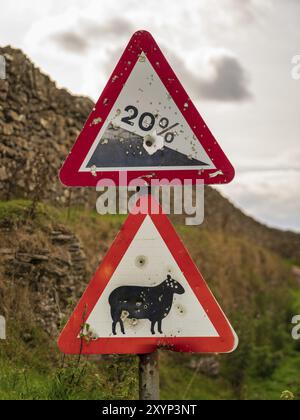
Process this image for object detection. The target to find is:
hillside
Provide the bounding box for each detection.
[0,46,300,400]
[1,200,299,400]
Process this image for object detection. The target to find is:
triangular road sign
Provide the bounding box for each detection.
[59,30,235,187]
[58,195,238,354]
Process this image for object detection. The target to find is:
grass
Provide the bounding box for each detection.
[291,290,300,314]
[0,320,139,400]
[0,199,34,221]
[245,348,300,400]
[160,353,234,400]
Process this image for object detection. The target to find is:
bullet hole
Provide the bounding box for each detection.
[126,318,138,327]
[90,165,97,177]
[91,117,102,126]
[146,139,154,147]
[209,170,224,179]
[176,304,185,316]
[135,255,148,268]
[121,310,129,321]
[143,132,164,155]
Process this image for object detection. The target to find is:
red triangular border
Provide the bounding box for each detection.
[58,195,238,354]
[59,30,235,187]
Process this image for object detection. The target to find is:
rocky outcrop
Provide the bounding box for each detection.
[0,220,87,336]
[189,356,220,378]
[0,46,93,205]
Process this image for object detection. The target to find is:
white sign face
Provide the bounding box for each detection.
[86,216,219,338]
[80,53,215,173]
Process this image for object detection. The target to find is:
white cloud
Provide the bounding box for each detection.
[217,170,300,232]
[25,10,253,102]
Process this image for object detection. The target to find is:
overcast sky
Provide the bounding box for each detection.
[0,0,299,231]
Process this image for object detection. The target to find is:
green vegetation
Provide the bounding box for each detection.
[0,200,300,400]
[0,326,138,400]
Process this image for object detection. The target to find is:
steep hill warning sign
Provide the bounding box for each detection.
[59,30,235,187]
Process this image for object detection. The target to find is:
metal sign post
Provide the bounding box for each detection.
[139,351,160,400]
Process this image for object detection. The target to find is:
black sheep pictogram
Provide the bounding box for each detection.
[108,275,185,335]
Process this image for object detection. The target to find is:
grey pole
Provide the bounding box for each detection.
[139,351,160,400]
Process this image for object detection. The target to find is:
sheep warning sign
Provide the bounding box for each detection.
[58,195,238,355]
[59,30,235,187]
